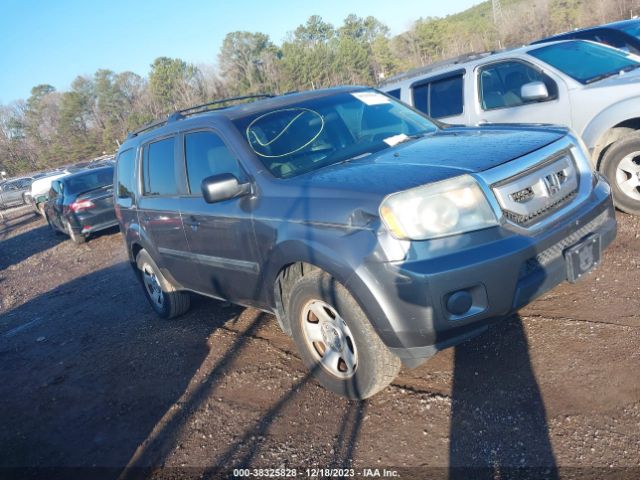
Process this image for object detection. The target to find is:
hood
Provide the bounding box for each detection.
[294,125,566,196]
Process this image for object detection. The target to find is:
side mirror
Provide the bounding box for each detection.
[201,174,251,204]
[521,81,549,101]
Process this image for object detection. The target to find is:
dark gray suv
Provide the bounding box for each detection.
[115,87,616,398]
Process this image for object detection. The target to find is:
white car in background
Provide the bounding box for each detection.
[28,170,71,216]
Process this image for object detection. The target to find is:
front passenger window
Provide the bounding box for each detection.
[184,131,244,195]
[479,61,558,111]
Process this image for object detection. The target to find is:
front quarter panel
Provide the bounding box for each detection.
[579,94,640,161]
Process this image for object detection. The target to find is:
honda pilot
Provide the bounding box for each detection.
[114,87,616,398]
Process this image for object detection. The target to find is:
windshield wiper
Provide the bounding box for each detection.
[585,64,640,84]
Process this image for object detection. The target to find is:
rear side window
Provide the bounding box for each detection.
[411,74,464,119]
[386,89,401,99]
[143,137,177,196]
[429,76,464,118]
[412,83,429,115]
[116,148,136,199]
[184,131,244,194]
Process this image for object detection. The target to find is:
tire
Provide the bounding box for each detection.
[65,219,86,244]
[135,249,190,319]
[288,269,401,399]
[601,133,640,215]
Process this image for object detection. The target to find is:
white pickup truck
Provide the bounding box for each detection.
[379,40,640,215]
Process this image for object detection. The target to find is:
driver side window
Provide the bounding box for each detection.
[479,61,558,111]
[184,131,245,195]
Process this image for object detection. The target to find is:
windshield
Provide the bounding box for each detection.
[618,21,640,39]
[233,90,438,178]
[65,168,113,196]
[528,40,640,84]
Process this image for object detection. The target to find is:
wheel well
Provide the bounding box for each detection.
[131,243,143,262]
[595,118,640,170]
[274,262,320,336]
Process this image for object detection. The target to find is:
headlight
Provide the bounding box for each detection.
[567,129,590,161]
[379,175,499,240]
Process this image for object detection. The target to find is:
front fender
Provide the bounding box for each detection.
[261,233,368,308]
[259,224,402,348]
[581,96,640,159]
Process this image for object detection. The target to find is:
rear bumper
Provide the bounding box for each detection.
[68,215,119,236]
[350,176,616,368]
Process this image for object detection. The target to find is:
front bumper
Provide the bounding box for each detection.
[351,176,616,368]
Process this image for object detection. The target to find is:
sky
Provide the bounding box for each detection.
[0,0,481,104]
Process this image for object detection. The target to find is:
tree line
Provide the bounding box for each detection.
[1,0,638,175]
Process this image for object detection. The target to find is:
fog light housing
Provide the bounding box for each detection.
[446,290,473,316]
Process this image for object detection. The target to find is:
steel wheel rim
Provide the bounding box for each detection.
[616,151,640,201]
[301,299,358,379]
[142,264,164,308]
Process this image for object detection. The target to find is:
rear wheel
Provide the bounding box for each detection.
[288,269,400,399]
[602,133,640,215]
[65,219,86,244]
[136,249,190,319]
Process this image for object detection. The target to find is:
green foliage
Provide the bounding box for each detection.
[219,31,279,94]
[148,57,200,114]
[2,0,638,175]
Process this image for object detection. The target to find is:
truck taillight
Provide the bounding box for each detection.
[70,199,95,212]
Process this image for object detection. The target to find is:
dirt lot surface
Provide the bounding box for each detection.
[0,206,638,479]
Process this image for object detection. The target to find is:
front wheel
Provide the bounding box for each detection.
[46,215,63,236]
[135,249,190,319]
[601,133,640,215]
[288,270,400,399]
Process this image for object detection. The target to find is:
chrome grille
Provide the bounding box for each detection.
[492,153,579,227]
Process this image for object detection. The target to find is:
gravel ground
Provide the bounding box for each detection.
[0,206,638,480]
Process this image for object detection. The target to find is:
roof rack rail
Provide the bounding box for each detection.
[173,94,274,119]
[128,93,273,138]
[379,51,497,85]
[129,118,171,138]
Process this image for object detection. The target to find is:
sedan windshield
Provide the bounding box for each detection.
[233,90,438,178]
[528,40,640,84]
[65,168,113,196]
